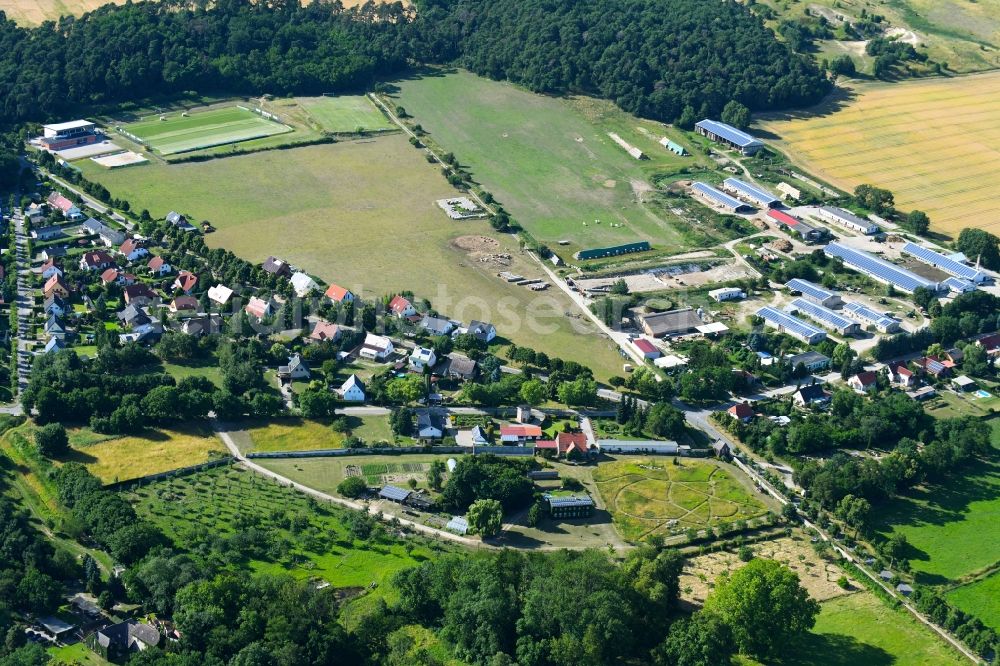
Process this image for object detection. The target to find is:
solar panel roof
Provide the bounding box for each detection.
[902,242,986,282]
[785,278,836,302]
[824,242,937,293]
[695,120,763,148]
[693,182,748,210]
[379,485,411,501]
[943,276,976,293]
[787,298,855,331]
[723,177,779,205]
[756,306,826,340]
[843,302,897,329]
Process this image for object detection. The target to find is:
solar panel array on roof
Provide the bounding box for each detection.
[785,279,837,304]
[943,276,977,293]
[692,182,750,211]
[824,242,938,293]
[723,178,779,207]
[379,485,411,502]
[695,120,763,149]
[786,298,858,334]
[843,302,899,332]
[902,242,987,283]
[756,306,826,344]
[546,494,595,508]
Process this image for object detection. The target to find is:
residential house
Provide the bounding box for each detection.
[794,384,830,407]
[325,284,355,303]
[554,431,596,458]
[79,250,115,271]
[262,256,291,278]
[100,268,134,286]
[887,365,916,388]
[89,620,160,661]
[467,320,497,343]
[712,441,732,458]
[40,247,67,262]
[123,284,157,307]
[500,424,543,445]
[309,321,342,343]
[278,354,310,381]
[147,256,172,275]
[179,314,223,337]
[976,333,1000,356]
[417,412,445,440]
[952,375,977,392]
[913,356,951,379]
[359,333,394,361]
[245,296,272,321]
[848,371,878,394]
[31,224,64,241]
[290,272,318,297]
[440,353,477,381]
[544,493,595,519]
[119,321,163,345]
[43,294,67,317]
[338,374,366,402]
[409,346,437,372]
[24,204,44,223]
[420,315,454,337]
[119,238,148,262]
[117,304,150,329]
[166,211,196,232]
[389,295,416,318]
[173,270,198,294]
[44,315,66,340]
[470,425,489,445]
[47,192,84,221]
[787,351,831,373]
[40,259,63,280]
[727,402,754,423]
[943,348,964,365]
[208,284,234,306]
[43,337,66,355]
[43,275,70,299]
[170,296,198,313]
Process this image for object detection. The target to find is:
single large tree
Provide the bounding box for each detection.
[466,499,503,537]
[703,559,819,658]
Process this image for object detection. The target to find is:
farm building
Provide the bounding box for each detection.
[777,182,801,200]
[631,337,661,359]
[786,351,830,372]
[901,242,988,283]
[544,493,595,519]
[638,307,702,338]
[694,119,764,156]
[500,424,543,445]
[40,119,101,151]
[596,440,680,454]
[824,242,939,293]
[608,132,644,159]
[785,278,842,308]
[574,241,651,261]
[722,178,780,208]
[842,302,899,333]
[768,209,822,241]
[659,137,687,155]
[379,485,411,503]
[756,306,826,344]
[786,298,860,336]
[944,277,977,294]
[691,182,753,213]
[815,206,879,234]
[708,287,745,302]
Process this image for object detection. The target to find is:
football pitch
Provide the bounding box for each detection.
[758,71,1000,238]
[122,106,291,155]
[298,95,395,133]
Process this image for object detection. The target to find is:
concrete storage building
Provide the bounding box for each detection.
[709,287,745,302]
[638,307,702,338]
[722,177,780,208]
[843,302,900,333]
[694,120,764,156]
[816,206,879,234]
[785,298,860,336]
[691,182,754,213]
[785,278,842,308]
[824,242,939,294]
[777,182,801,200]
[768,209,822,242]
[756,306,826,345]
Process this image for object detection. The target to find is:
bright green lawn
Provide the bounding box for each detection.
[299,95,395,132]
[49,642,113,666]
[76,136,624,379]
[394,70,709,257]
[162,360,223,386]
[123,106,290,155]
[947,571,1000,631]
[873,460,1000,584]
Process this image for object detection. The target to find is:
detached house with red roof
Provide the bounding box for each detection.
[245,296,272,322]
[727,402,755,423]
[147,256,171,275]
[325,284,355,304]
[976,333,1000,356]
[309,321,342,343]
[123,284,157,307]
[40,259,63,280]
[119,239,148,262]
[173,271,198,294]
[887,365,916,388]
[43,275,70,299]
[389,295,416,318]
[848,371,878,394]
[500,424,543,445]
[535,432,597,459]
[79,250,115,271]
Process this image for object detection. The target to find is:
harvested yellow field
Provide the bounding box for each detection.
[759,71,1000,237]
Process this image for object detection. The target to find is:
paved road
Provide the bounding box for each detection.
[43,171,130,227]
[9,209,31,410]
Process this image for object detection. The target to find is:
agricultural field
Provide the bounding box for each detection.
[872,460,1000,585]
[947,570,1000,630]
[0,0,126,25]
[297,95,395,133]
[129,465,448,590]
[255,454,461,495]
[120,106,291,155]
[236,415,395,453]
[394,70,715,258]
[76,135,625,379]
[758,71,1000,237]
[61,424,227,484]
[592,458,771,542]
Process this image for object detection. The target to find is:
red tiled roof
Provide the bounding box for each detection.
[500,425,543,437]
[245,296,270,319]
[325,284,352,302]
[147,256,165,270]
[728,403,754,419]
[174,271,198,292]
[389,295,412,314]
[120,239,139,254]
[100,268,119,283]
[977,334,1000,350]
[895,366,913,376]
[633,338,657,354]
[534,440,558,449]
[81,250,114,267]
[555,431,589,453]
[853,371,877,386]
[44,275,68,292]
[171,296,198,311]
[310,321,341,342]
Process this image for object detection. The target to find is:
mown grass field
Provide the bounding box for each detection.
[592,459,768,542]
[77,135,625,379]
[394,70,711,256]
[872,460,1000,585]
[298,95,395,133]
[129,465,448,591]
[257,454,463,495]
[758,71,1000,238]
[62,424,227,483]
[948,571,1000,631]
[239,415,395,453]
[123,106,290,155]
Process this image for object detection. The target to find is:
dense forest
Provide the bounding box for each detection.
[0,0,829,127]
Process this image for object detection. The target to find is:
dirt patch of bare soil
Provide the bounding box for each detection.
[452,235,512,267]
